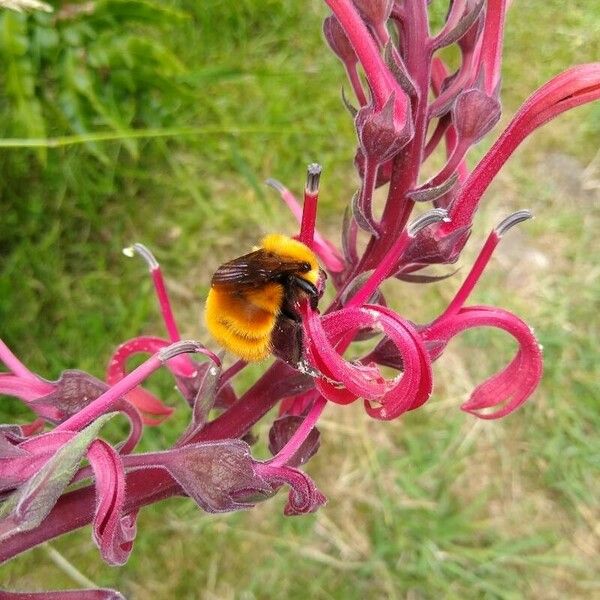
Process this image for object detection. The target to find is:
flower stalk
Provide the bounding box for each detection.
[1,2,598,591]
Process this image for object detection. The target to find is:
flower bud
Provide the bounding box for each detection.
[355,93,413,163]
[453,88,501,144]
[323,14,357,66]
[354,148,393,187]
[353,0,393,26]
[403,225,472,265]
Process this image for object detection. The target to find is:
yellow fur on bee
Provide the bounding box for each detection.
[260,234,319,285]
[204,284,281,361]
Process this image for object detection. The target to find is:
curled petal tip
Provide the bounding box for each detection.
[494,210,533,236]
[265,177,286,193]
[122,242,159,270]
[159,340,218,364]
[407,209,449,236]
[306,163,323,194]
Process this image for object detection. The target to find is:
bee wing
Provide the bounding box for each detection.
[211,249,309,288]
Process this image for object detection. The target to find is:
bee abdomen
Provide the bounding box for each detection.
[205,287,277,361]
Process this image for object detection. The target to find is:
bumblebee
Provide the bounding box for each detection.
[205,234,320,361]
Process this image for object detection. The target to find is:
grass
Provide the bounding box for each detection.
[1,0,599,598]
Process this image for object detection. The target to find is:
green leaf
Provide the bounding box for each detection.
[0,413,116,541]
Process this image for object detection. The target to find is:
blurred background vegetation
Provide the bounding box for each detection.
[1,1,599,598]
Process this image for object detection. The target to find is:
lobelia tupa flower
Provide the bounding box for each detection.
[1,1,599,597]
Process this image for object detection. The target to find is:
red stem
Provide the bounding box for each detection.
[435,230,500,321]
[479,0,507,95]
[268,394,326,468]
[346,230,412,308]
[345,63,367,106]
[361,0,430,269]
[151,268,181,342]
[55,354,165,432]
[325,0,395,108]
[0,339,39,381]
[442,66,600,232]
[299,190,319,247]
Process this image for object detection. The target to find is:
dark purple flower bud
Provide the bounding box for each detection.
[268,415,321,467]
[353,0,393,26]
[323,14,357,66]
[402,225,472,265]
[160,440,271,513]
[355,93,413,163]
[453,88,501,144]
[354,148,393,187]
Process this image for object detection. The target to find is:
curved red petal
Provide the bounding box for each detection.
[425,305,543,418]
[88,439,136,566]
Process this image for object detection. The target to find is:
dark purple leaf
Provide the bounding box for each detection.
[0,432,28,459]
[362,337,404,371]
[31,370,109,423]
[340,271,385,307]
[341,86,358,117]
[177,363,221,444]
[395,268,459,284]
[88,439,136,566]
[323,14,356,65]
[352,188,380,236]
[341,205,359,266]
